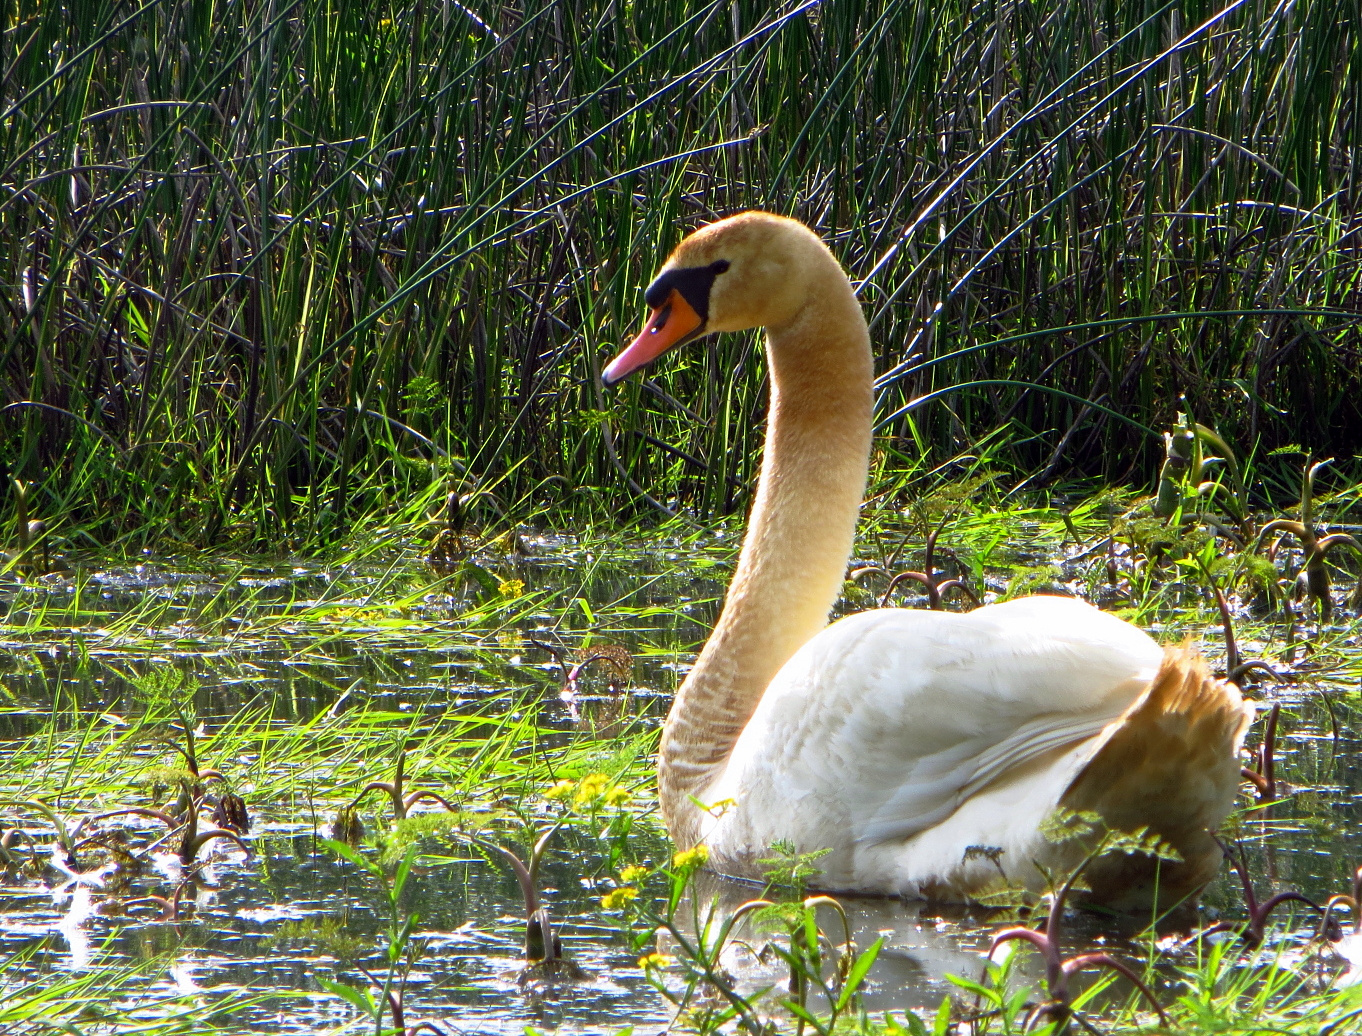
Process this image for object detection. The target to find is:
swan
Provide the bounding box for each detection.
[602,211,1253,906]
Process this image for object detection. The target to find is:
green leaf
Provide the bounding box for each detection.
[836,936,883,1011]
[462,562,500,594]
[1039,807,1101,844]
[784,998,828,1034]
[944,971,1003,1007]
[321,837,383,878]
[932,995,953,1036]
[317,975,377,1017]
[891,1010,929,1036]
[391,844,419,902]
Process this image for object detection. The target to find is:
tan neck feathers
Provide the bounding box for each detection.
[659,245,872,844]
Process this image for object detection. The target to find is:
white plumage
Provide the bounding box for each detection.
[701,596,1163,895]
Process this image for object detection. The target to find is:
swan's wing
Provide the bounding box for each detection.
[722,596,1164,849]
[855,708,1130,843]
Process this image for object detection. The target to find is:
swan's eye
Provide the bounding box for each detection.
[648,303,673,334]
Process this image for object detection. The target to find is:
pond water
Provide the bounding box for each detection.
[1,522,1359,1033]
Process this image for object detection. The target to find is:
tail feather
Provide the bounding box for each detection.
[1061,643,1254,908]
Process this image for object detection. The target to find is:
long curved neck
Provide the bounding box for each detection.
[659,257,873,846]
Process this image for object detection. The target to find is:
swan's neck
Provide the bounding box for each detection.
[659,268,873,846]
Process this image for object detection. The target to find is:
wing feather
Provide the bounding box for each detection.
[714,596,1165,855]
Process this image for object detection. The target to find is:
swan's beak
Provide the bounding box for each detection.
[602,289,705,386]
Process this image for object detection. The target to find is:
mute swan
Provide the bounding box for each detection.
[602,212,1253,906]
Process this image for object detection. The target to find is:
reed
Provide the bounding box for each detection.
[3,0,1359,547]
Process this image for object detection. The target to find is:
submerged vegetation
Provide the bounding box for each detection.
[3,449,1362,1032]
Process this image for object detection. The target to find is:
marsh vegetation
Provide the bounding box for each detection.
[4,469,1362,1034]
[3,0,1360,545]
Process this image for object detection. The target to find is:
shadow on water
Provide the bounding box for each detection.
[1,531,1361,1032]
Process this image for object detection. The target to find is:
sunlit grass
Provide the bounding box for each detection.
[3,452,1362,1032]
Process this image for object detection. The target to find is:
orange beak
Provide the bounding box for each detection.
[602,289,705,386]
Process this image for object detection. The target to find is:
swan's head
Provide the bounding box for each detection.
[602,211,826,386]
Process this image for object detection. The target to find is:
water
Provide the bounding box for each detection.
[1,528,1359,1033]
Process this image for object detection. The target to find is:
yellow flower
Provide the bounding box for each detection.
[574,772,610,805]
[672,845,710,870]
[600,886,638,910]
[637,952,674,971]
[603,786,632,806]
[619,865,650,884]
[543,780,576,801]
[497,578,525,598]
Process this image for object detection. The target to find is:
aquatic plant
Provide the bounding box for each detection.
[463,822,582,978]
[1254,458,1362,621]
[756,895,880,1035]
[320,841,432,1033]
[1152,412,1249,533]
[1198,836,1330,948]
[858,526,981,610]
[0,826,34,877]
[1317,866,1362,985]
[531,636,634,721]
[985,811,1172,1031]
[427,491,472,576]
[1241,703,1283,804]
[93,788,251,866]
[1,479,49,575]
[329,806,367,848]
[123,882,190,923]
[0,797,82,868]
[211,791,251,834]
[348,748,458,825]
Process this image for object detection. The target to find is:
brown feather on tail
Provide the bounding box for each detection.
[1060,643,1255,909]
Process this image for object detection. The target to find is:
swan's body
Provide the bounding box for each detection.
[603,212,1252,906]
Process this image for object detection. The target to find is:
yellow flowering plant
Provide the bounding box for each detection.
[600,885,638,911]
[672,845,710,872]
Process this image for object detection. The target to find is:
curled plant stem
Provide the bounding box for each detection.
[988,838,1169,1027]
[92,806,180,829]
[94,801,250,865]
[465,825,561,961]
[351,750,458,823]
[1213,586,1241,676]
[175,803,251,865]
[1240,703,1281,804]
[1253,458,1362,622]
[1199,835,1327,947]
[0,798,79,861]
[871,528,980,609]
[0,828,35,871]
[1317,867,1362,942]
[1229,660,1280,685]
[124,883,189,922]
[801,894,858,989]
[719,897,777,962]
